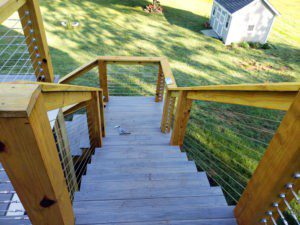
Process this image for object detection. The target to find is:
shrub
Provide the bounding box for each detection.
[249,42,262,49]
[240,42,250,49]
[261,43,272,49]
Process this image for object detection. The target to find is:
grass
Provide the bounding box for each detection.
[40,0,300,86]
[38,0,300,221]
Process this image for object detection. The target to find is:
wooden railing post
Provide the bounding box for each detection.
[99,60,109,102]
[0,84,74,225]
[235,91,300,225]
[161,89,176,133]
[155,64,165,102]
[170,91,193,146]
[86,91,103,147]
[18,0,54,82]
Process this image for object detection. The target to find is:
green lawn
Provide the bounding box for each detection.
[40,0,299,220]
[40,0,300,85]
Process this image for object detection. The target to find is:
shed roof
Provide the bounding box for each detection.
[215,0,280,15]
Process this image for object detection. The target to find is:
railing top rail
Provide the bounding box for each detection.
[0,0,26,24]
[59,56,178,88]
[168,82,300,92]
[8,81,102,92]
[0,82,102,117]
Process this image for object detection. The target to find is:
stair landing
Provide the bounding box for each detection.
[73,97,236,225]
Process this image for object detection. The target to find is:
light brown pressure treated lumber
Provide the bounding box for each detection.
[161,90,175,133]
[43,91,92,111]
[18,0,54,82]
[99,60,109,102]
[155,64,165,102]
[170,91,193,146]
[0,83,41,117]
[0,0,26,23]
[168,82,300,91]
[235,91,300,225]
[98,90,106,137]
[0,93,74,225]
[186,90,296,110]
[59,59,98,84]
[160,58,177,88]
[86,91,103,147]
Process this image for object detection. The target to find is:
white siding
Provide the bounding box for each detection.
[220,0,276,45]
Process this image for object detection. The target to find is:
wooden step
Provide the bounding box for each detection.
[74,202,235,224]
[79,178,211,193]
[87,161,197,174]
[75,218,237,225]
[94,149,187,160]
[81,172,209,184]
[74,196,228,210]
[75,185,223,201]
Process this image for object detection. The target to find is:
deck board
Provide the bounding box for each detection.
[74,96,236,225]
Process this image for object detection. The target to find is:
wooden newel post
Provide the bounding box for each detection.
[161,89,176,133]
[99,60,109,102]
[170,91,193,146]
[155,64,165,102]
[18,0,54,82]
[235,91,300,225]
[0,84,74,225]
[86,91,103,148]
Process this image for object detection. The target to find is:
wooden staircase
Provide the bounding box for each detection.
[73,97,236,225]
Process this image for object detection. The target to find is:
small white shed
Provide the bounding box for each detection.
[210,0,280,45]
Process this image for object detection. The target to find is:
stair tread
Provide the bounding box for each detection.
[74,202,235,224]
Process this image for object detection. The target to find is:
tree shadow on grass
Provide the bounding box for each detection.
[162,5,208,33]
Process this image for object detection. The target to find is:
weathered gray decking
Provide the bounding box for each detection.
[73,97,237,225]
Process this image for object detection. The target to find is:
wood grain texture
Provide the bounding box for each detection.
[171,91,193,146]
[235,91,300,225]
[0,84,41,117]
[187,90,296,110]
[0,94,74,225]
[155,64,165,102]
[43,91,92,110]
[99,60,109,102]
[86,91,102,148]
[160,58,177,88]
[18,0,54,82]
[169,82,300,91]
[0,0,26,24]
[161,90,176,133]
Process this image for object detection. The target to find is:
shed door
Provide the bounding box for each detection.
[213,7,227,37]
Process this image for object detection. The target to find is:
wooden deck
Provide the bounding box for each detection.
[73,97,236,225]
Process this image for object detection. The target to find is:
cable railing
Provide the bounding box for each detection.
[182,101,284,204]
[0,0,54,83]
[162,84,300,225]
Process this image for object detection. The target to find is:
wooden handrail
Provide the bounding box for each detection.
[59,56,178,103]
[0,0,26,24]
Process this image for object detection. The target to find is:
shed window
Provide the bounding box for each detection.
[225,16,231,28]
[248,25,255,31]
